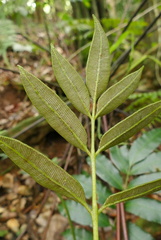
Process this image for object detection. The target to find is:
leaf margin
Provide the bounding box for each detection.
[99,178,161,213]
[0,136,90,211]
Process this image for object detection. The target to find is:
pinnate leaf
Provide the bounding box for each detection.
[128,222,154,240]
[86,15,110,101]
[98,101,161,153]
[131,152,161,175]
[99,178,161,211]
[129,172,161,188]
[96,67,143,118]
[19,66,88,152]
[51,45,90,116]
[126,198,161,224]
[129,128,161,165]
[60,200,109,227]
[110,146,129,174]
[0,136,87,207]
[63,228,93,240]
[95,154,123,190]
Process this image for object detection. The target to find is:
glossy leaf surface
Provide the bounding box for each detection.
[96,68,143,117]
[86,15,110,101]
[98,101,161,153]
[128,222,154,240]
[100,178,161,210]
[51,45,90,116]
[126,198,161,224]
[19,66,88,152]
[129,128,161,165]
[0,136,87,206]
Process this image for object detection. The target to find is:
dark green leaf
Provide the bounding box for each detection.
[98,101,161,153]
[96,68,143,118]
[63,228,93,240]
[74,174,111,204]
[98,212,110,227]
[131,152,161,175]
[73,174,92,199]
[51,45,90,116]
[110,146,129,173]
[129,172,161,188]
[62,201,91,226]
[18,66,88,152]
[96,179,111,204]
[129,128,161,166]
[0,136,87,207]
[128,222,154,240]
[99,179,161,211]
[61,200,109,227]
[126,198,161,224]
[95,154,123,190]
[86,15,110,101]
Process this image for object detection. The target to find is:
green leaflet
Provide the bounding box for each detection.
[51,45,90,117]
[126,198,161,224]
[96,67,143,118]
[86,15,110,101]
[99,178,161,212]
[131,152,161,175]
[63,228,93,240]
[19,66,88,152]
[0,136,88,208]
[60,200,109,227]
[129,128,161,166]
[110,146,129,174]
[98,101,161,153]
[95,154,123,190]
[128,222,154,240]
[129,172,161,188]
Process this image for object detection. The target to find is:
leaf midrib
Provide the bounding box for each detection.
[98,105,161,153]
[21,70,88,152]
[93,22,102,102]
[96,72,139,117]
[105,180,161,207]
[0,139,85,205]
[52,49,90,116]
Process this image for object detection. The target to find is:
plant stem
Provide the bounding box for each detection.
[116,204,121,240]
[90,103,99,240]
[120,202,128,240]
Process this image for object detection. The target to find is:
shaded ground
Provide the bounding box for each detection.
[0,49,72,240]
[1,46,161,240]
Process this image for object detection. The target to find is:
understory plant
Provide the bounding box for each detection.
[1,16,161,240]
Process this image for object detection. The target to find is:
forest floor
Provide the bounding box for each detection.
[0,46,161,240]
